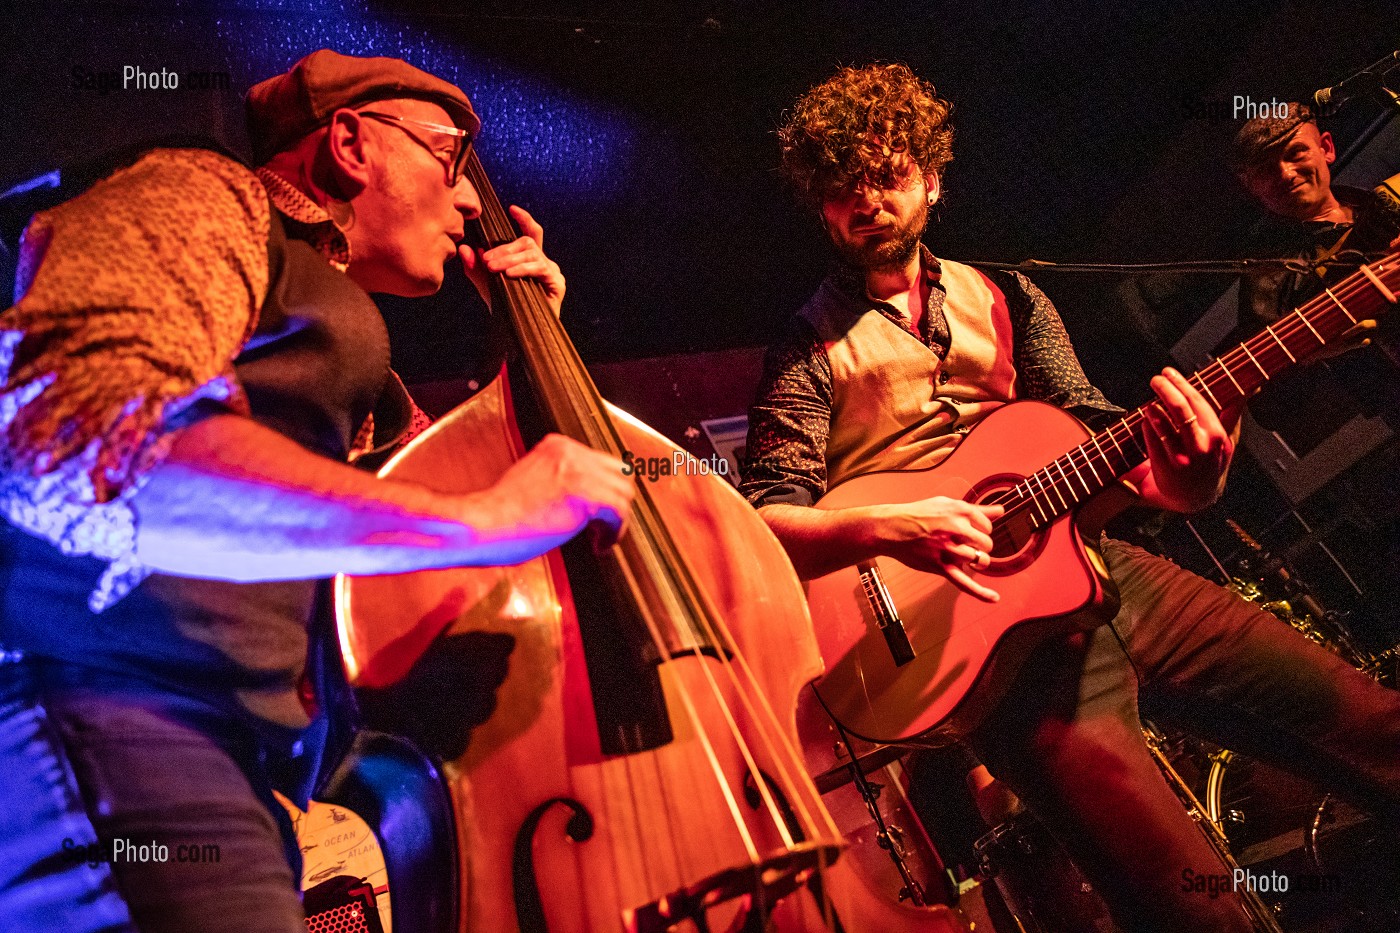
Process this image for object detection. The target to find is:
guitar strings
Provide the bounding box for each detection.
[999,261,1391,525]
[976,257,1396,542]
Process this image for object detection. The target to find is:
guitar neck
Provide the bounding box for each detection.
[1014,252,1400,527]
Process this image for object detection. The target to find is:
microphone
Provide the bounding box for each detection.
[1312,49,1400,117]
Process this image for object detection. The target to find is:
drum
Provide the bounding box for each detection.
[971,810,1119,933]
[1361,644,1399,688]
[1202,747,1397,873]
[1225,578,1372,669]
[1199,747,1400,930]
[1201,748,1340,870]
[1196,590,1396,874]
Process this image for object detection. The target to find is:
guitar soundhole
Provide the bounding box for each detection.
[990,509,1037,559]
[971,476,1042,571]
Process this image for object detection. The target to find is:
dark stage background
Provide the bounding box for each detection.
[2,0,1399,638]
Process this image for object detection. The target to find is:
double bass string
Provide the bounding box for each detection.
[465,154,819,888]
[464,156,719,885]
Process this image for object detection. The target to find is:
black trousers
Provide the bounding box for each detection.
[968,538,1400,933]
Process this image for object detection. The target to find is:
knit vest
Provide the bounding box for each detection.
[802,259,1018,490]
[0,207,390,735]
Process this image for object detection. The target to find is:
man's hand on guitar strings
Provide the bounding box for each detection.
[1139,367,1239,513]
[880,497,1005,602]
[1317,318,1377,360]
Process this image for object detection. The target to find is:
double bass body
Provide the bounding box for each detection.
[338,148,848,930]
[339,374,840,931]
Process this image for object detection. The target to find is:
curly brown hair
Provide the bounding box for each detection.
[778,63,953,208]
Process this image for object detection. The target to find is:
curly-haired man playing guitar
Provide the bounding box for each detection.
[742,62,1400,932]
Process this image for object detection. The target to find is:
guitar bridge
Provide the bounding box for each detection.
[858,562,915,666]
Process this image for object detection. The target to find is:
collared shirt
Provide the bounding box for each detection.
[1233,185,1400,440]
[740,248,1120,508]
[0,148,354,610]
[1238,185,1400,338]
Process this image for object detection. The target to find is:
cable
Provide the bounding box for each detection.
[954,256,1354,275]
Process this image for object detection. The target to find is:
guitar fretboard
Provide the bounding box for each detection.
[991,253,1399,528]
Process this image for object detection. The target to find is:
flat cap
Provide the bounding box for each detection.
[1231,101,1314,175]
[246,49,480,164]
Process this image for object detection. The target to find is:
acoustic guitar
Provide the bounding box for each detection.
[805,252,1400,745]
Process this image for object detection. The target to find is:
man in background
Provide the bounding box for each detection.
[1231,101,1400,444]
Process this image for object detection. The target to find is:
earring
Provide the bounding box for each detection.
[927,193,936,205]
[326,198,355,230]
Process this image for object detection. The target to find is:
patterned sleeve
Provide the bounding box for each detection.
[1001,271,1122,426]
[0,148,269,609]
[739,317,833,508]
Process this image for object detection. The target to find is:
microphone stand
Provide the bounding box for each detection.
[1379,85,1400,115]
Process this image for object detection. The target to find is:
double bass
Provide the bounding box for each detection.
[336,151,848,931]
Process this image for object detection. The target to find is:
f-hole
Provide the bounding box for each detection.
[512,797,595,933]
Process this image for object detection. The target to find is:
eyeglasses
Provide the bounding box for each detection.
[358,111,473,187]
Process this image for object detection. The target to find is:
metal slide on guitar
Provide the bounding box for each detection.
[336,150,847,932]
[805,252,1400,746]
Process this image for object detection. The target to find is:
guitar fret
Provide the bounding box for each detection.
[1124,419,1149,460]
[1023,474,1043,525]
[1047,463,1071,511]
[1085,436,1107,484]
[1300,313,1325,345]
[1240,344,1267,380]
[1059,458,1084,504]
[1219,363,1245,396]
[1030,473,1052,525]
[1108,427,1132,466]
[1194,375,1222,411]
[1055,461,1075,509]
[1322,285,1357,323]
[1007,484,1032,527]
[1015,480,1030,506]
[1065,452,1093,497]
[1361,262,1397,304]
[1266,326,1296,363]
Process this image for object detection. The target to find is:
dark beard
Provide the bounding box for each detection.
[830,204,928,273]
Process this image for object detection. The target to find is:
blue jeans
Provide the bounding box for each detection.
[2,658,306,933]
[0,653,136,932]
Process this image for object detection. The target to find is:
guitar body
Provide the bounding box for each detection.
[807,400,1117,745]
